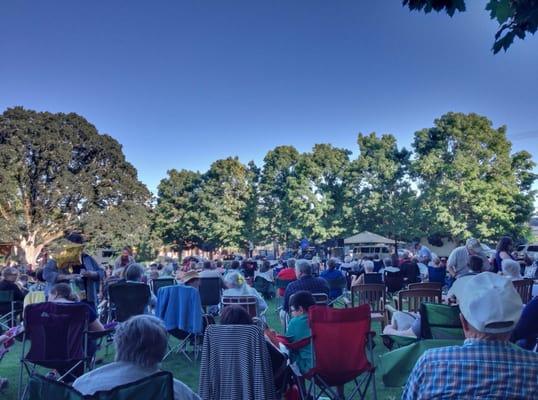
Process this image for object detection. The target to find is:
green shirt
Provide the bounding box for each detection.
[286,314,312,374]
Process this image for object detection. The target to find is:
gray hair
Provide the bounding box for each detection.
[327,257,339,269]
[363,260,374,273]
[287,258,296,269]
[125,263,145,282]
[114,315,168,368]
[383,258,392,268]
[295,259,312,276]
[224,271,246,289]
[502,259,521,279]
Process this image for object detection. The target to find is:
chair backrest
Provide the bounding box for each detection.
[198,277,222,307]
[199,324,276,400]
[151,278,175,296]
[24,302,89,365]
[427,266,446,285]
[351,284,385,313]
[27,371,174,400]
[384,270,404,293]
[155,285,203,334]
[325,274,347,291]
[253,276,274,295]
[0,290,14,303]
[312,292,329,305]
[222,295,258,318]
[364,273,383,284]
[408,282,443,291]
[397,289,442,313]
[307,304,372,387]
[275,278,295,290]
[420,302,464,340]
[108,282,151,322]
[512,279,534,304]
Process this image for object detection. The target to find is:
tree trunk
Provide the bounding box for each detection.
[17,240,43,270]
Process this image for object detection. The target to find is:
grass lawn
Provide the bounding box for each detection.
[0,298,403,399]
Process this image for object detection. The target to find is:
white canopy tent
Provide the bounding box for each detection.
[343,231,399,245]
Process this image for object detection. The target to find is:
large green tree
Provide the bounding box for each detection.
[403,0,538,53]
[0,107,151,265]
[347,133,421,242]
[153,169,202,257]
[412,112,536,242]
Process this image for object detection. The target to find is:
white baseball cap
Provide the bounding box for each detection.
[454,272,523,334]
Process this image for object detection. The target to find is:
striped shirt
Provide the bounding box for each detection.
[402,339,538,399]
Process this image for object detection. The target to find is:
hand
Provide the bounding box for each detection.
[80,270,96,278]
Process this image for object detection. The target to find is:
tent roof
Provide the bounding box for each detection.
[343,231,397,245]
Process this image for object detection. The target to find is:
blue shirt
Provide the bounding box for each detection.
[319,268,345,299]
[283,275,329,312]
[402,339,538,400]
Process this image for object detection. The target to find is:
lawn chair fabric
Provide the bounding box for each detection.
[23,291,46,309]
[199,324,276,400]
[420,303,464,340]
[156,284,203,334]
[379,339,463,387]
[108,282,151,322]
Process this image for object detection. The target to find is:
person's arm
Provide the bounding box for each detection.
[81,256,104,281]
[446,249,458,277]
[43,260,77,283]
[89,318,104,332]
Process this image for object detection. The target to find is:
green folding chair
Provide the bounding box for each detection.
[379,339,463,387]
[420,302,464,340]
[26,371,174,400]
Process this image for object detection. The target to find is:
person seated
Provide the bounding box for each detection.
[223,272,267,315]
[223,260,241,278]
[282,260,329,315]
[177,270,200,289]
[0,267,27,321]
[382,310,421,338]
[399,252,420,284]
[28,269,46,292]
[403,272,538,399]
[276,258,297,297]
[220,304,254,325]
[73,315,200,400]
[198,261,222,278]
[255,260,274,283]
[125,264,156,310]
[351,260,381,286]
[320,258,345,299]
[501,259,523,281]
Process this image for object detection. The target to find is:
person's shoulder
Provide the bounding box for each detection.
[172,378,200,400]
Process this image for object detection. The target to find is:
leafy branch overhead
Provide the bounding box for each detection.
[403,0,538,53]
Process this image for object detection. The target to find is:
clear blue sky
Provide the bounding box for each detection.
[1,1,537,195]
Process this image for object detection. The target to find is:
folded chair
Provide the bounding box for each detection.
[108,282,151,322]
[199,324,277,400]
[420,302,464,340]
[156,284,203,362]
[26,370,174,400]
[300,304,377,400]
[18,302,90,399]
[151,278,176,296]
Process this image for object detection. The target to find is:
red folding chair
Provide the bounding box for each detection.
[300,304,376,400]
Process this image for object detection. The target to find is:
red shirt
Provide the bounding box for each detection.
[276,268,297,296]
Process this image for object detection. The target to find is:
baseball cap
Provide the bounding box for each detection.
[454,272,523,334]
[465,238,483,253]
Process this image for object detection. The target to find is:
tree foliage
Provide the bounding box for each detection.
[403,0,538,53]
[0,107,151,265]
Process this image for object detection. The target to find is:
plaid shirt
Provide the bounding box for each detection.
[282,275,329,312]
[402,339,538,400]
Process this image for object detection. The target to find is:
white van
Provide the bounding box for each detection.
[352,244,390,258]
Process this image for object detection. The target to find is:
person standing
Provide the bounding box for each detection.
[494,236,516,273]
[447,238,489,279]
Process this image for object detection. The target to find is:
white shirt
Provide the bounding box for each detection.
[73,361,200,400]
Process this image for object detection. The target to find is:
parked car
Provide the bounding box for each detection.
[516,243,538,261]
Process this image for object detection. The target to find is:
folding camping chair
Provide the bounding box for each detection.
[0,290,22,330]
[364,273,383,284]
[108,282,151,322]
[393,289,442,313]
[298,304,377,400]
[199,324,277,400]
[312,293,329,306]
[427,266,447,285]
[351,284,387,329]
[221,295,268,325]
[26,370,174,400]
[155,285,203,362]
[151,278,176,296]
[198,277,222,313]
[384,270,404,297]
[253,276,275,299]
[420,302,464,340]
[18,302,90,399]
[512,278,534,304]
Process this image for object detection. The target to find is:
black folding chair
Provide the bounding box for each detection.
[108,282,151,322]
[0,290,22,330]
[198,277,222,313]
[151,278,176,296]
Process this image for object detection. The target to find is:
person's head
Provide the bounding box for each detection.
[49,283,76,301]
[287,258,296,269]
[383,257,392,268]
[413,240,421,250]
[178,270,200,287]
[496,236,513,253]
[220,305,253,325]
[465,238,484,256]
[1,267,18,282]
[431,255,440,266]
[161,264,174,277]
[216,260,223,269]
[327,258,339,270]
[224,271,246,289]
[501,259,522,279]
[469,255,484,273]
[150,263,158,271]
[439,257,447,267]
[402,251,411,260]
[121,247,130,258]
[289,290,316,317]
[344,255,352,264]
[260,260,271,273]
[203,260,213,270]
[231,260,240,270]
[125,264,145,282]
[114,315,168,369]
[363,260,374,273]
[454,272,522,341]
[295,259,312,278]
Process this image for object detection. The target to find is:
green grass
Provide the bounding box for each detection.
[0,299,403,399]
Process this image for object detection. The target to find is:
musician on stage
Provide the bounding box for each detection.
[43,232,104,310]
